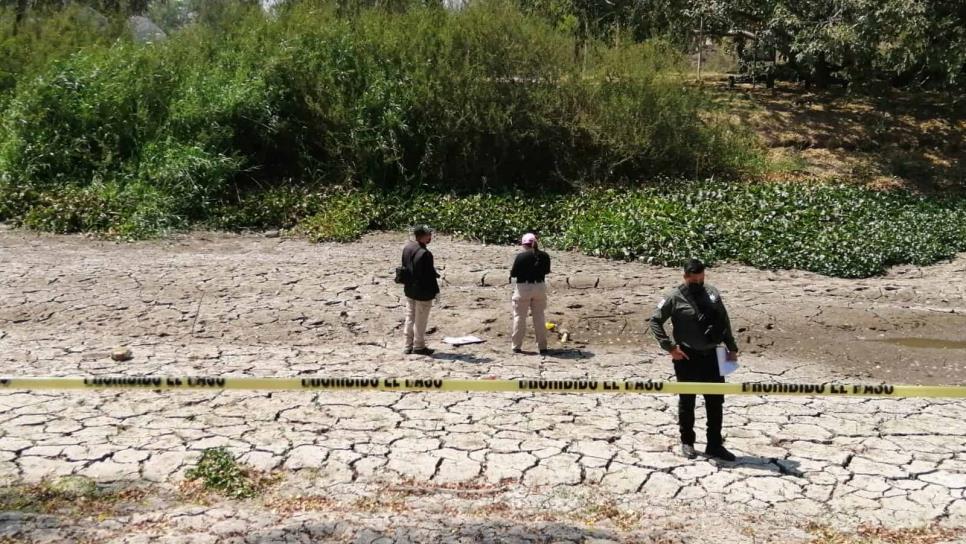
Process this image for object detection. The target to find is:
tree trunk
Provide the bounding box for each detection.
[13,0,30,36]
[129,0,149,14]
[813,54,831,89]
[696,16,703,84]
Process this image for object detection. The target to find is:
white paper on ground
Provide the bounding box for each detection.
[716,346,739,376]
[442,335,485,346]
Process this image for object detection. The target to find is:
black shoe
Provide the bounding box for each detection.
[404,347,413,355]
[681,444,697,459]
[412,347,435,356]
[539,349,550,355]
[512,348,522,354]
[705,445,736,462]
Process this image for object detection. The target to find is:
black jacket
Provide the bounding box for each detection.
[402,241,440,301]
[510,249,551,283]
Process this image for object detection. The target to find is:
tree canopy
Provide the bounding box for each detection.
[520,0,966,90]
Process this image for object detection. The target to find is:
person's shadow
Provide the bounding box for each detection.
[429,352,494,364]
[545,347,595,360]
[718,455,804,477]
[509,348,596,359]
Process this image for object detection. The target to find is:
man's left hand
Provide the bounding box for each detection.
[727,351,739,362]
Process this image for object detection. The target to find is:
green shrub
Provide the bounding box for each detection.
[299,190,382,243]
[184,447,258,500]
[2,4,964,279]
[550,183,966,278]
[382,191,564,245]
[371,182,966,278]
[208,185,327,231]
[0,5,125,103]
[15,181,183,238]
[5,175,966,277]
[0,0,761,215]
[0,44,179,187]
[554,187,715,263]
[136,140,243,219]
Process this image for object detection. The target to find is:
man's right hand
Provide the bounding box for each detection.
[670,346,689,361]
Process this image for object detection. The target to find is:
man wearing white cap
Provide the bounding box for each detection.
[509,233,551,354]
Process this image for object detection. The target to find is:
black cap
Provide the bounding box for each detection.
[684,258,705,274]
[412,224,433,237]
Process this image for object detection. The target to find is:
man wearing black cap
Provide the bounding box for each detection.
[649,259,739,461]
[401,225,440,355]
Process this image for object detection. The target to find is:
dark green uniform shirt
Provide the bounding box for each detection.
[649,283,739,353]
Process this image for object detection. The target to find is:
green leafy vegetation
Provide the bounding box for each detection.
[0,2,758,203]
[298,190,383,243]
[0,2,963,279]
[208,182,966,279]
[521,0,966,91]
[184,447,269,499]
[550,183,966,278]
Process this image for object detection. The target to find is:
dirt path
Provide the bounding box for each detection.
[1,228,965,543]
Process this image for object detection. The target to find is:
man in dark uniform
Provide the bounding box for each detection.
[401,225,440,355]
[649,259,739,461]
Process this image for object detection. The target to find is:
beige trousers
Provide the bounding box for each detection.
[511,282,548,350]
[404,298,433,349]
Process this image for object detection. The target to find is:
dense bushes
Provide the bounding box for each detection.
[0,5,125,105]
[201,182,966,278]
[1,3,964,278]
[0,2,759,217]
[550,184,966,277]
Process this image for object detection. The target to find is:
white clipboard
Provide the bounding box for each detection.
[716,346,739,376]
[442,335,485,346]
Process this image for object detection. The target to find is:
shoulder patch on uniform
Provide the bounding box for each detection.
[709,293,718,303]
[657,298,667,309]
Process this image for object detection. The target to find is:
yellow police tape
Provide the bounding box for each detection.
[1,377,965,397]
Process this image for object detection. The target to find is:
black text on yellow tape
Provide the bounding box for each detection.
[1,377,965,397]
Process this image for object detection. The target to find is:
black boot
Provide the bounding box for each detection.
[705,444,736,462]
[681,443,697,459]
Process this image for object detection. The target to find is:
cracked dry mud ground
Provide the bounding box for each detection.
[1,228,965,543]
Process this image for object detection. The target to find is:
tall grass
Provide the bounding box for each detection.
[0,0,761,238]
[10,3,956,278]
[0,5,126,106]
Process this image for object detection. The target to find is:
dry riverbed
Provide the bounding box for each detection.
[1,228,965,543]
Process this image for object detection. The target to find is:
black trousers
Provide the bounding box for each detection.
[673,347,724,447]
